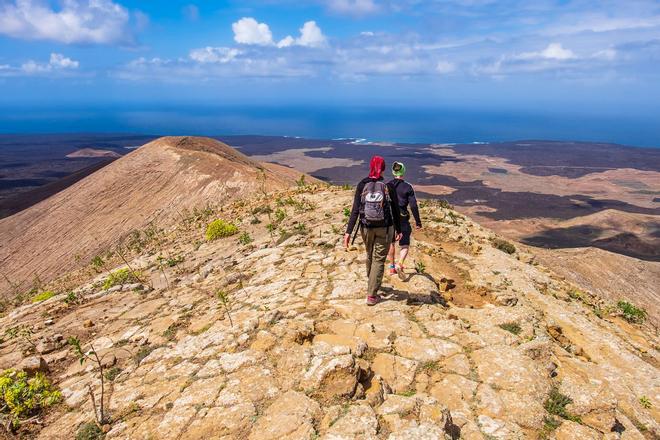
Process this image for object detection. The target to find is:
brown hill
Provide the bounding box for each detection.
[0,136,305,299]
[65,148,122,158]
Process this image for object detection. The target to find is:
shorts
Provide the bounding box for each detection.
[395,219,412,246]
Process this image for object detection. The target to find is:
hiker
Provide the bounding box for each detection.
[387,161,422,276]
[343,156,402,306]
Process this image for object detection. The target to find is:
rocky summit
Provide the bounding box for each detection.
[0,145,658,439]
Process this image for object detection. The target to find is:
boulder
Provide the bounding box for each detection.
[19,356,49,375]
[249,391,321,440]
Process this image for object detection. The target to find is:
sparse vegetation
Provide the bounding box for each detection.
[414,260,426,274]
[544,386,581,423]
[296,174,306,187]
[275,208,287,223]
[492,238,516,254]
[102,268,140,290]
[90,255,106,272]
[639,396,652,409]
[31,290,55,303]
[216,290,233,327]
[617,300,647,324]
[238,232,253,245]
[63,291,82,305]
[343,207,351,219]
[134,345,155,365]
[205,219,239,241]
[75,421,104,440]
[104,367,122,382]
[499,322,522,335]
[0,369,61,431]
[294,222,308,235]
[68,337,113,426]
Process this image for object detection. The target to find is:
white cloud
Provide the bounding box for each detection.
[436,60,456,74]
[232,17,274,46]
[326,0,379,15]
[516,43,576,60]
[279,21,327,48]
[0,0,132,44]
[593,48,617,60]
[189,47,241,63]
[18,53,79,74]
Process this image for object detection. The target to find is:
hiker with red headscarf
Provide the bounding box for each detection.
[344,156,402,306]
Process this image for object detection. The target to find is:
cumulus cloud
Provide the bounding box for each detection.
[436,60,456,74]
[232,17,274,45]
[326,0,379,15]
[189,47,241,63]
[0,0,133,44]
[516,43,576,61]
[278,21,327,48]
[14,53,79,75]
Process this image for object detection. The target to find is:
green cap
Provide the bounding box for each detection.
[392,161,406,177]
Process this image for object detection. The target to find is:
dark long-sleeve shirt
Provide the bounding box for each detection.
[345,177,402,235]
[388,178,422,227]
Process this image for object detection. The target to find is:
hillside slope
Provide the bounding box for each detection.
[0,136,301,302]
[0,185,657,439]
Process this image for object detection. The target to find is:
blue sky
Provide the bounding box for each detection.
[1,0,659,115]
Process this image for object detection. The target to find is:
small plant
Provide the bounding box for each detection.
[76,421,104,440]
[639,396,652,409]
[32,290,55,303]
[331,224,340,234]
[165,255,184,267]
[134,345,155,365]
[4,325,35,349]
[492,238,516,254]
[544,386,581,423]
[104,367,122,382]
[296,174,306,187]
[343,207,351,219]
[63,291,82,305]
[205,219,239,241]
[275,208,287,223]
[294,223,308,235]
[438,199,453,209]
[499,322,522,335]
[617,300,647,324]
[238,232,253,245]
[68,337,112,426]
[414,261,426,274]
[90,255,106,273]
[0,369,61,431]
[216,290,233,327]
[102,268,140,290]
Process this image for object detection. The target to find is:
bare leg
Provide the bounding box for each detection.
[388,243,396,266]
[399,246,410,267]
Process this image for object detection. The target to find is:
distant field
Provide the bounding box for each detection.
[1,134,658,260]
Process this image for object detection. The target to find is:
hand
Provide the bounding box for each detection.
[343,233,350,249]
[415,224,423,230]
[395,232,403,242]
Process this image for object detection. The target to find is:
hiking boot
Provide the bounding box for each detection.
[366,295,381,306]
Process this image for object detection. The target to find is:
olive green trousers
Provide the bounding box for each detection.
[361,226,394,296]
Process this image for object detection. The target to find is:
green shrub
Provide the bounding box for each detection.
[343,207,351,219]
[0,369,62,429]
[90,256,105,271]
[32,291,55,303]
[296,174,306,187]
[205,219,238,241]
[414,261,426,274]
[499,322,522,335]
[102,268,139,290]
[544,386,581,423]
[238,232,253,245]
[617,301,647,324]
[104,367,122,382]
[639,396,652,409]
[63,291,81,305]
[274,208,287,223]
[76,421,104,440]
[492,238,516,254]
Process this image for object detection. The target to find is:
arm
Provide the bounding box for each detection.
[345,182,363,236]
[409,187,422,227]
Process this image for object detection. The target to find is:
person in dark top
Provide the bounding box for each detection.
[387,161,422,276]
[344,156,402,306]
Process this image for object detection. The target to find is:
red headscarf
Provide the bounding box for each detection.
[368,155,386,179]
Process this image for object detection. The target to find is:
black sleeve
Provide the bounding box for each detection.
[388,183,402,234]
[345,181,364,235]
[409,187,422,227]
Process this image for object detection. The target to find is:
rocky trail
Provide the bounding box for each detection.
[0,186,657,439]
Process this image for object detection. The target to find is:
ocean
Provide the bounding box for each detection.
[1,104,658,148]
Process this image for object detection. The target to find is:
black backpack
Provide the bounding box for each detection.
[359,181,391,227]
